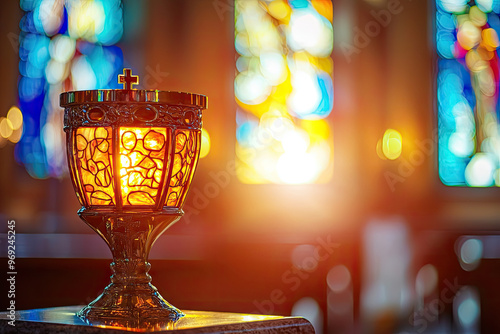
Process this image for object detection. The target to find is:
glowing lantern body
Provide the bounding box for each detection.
[61,84,207,329]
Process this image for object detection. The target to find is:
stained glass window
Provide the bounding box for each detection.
[235,0,334,184]
[16,0,124,179]
[437,0,500,186]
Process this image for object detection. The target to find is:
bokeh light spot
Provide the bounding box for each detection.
[458,295,480,326]
[327,265,351,293]
[7,106,23,130]
[465,153,496,186]
[415,264,438,297]
[382,129,402,160]
[200,128,211,159]
[460,238,483,268]
[0,118,14,139]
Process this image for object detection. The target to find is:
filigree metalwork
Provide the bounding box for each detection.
[63,104,202,131]
[69,125,200,209]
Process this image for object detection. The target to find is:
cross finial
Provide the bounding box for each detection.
[118,68,139,90]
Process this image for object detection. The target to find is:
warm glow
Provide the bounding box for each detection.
[7,106,23,130]
[200,128,211,159]
[74,127,200,207]
[382,129,402,160]
[119,127,166,206]
[75,127,115,206]
[165,130,200,207]
[0,118,14,139]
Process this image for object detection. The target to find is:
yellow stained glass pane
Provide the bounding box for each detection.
[119,127,167,206]
[75,127,115,206]
[166,130,200,207]
[235,0,334,184]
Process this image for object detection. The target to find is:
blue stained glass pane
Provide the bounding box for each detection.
[436,31,456,59]
[494,0,500,14]
[436,2,500,187]
[289,0,310,9]
[16,1,124,179]
[57,7,68,35]
[437,10,455,31]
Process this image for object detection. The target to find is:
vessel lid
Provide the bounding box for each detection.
[60,68,207,108]
[60,90,207,108]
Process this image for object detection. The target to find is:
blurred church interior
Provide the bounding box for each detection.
[1,0,499,333]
